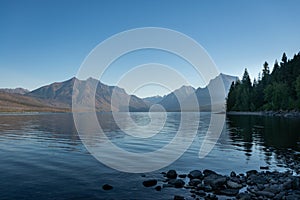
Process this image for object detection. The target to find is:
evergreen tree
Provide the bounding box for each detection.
[281,52,288,65]
[226,51,300,112]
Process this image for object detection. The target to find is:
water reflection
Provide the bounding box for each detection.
[1,113,300,199]
[226,115,300,165]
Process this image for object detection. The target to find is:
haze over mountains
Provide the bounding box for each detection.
[0,73,237,112]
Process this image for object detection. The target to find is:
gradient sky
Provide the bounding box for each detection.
[1,0,300,97]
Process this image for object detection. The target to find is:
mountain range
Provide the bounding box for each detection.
[0,73,237,112]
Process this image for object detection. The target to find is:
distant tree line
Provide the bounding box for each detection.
[226,52,300,111]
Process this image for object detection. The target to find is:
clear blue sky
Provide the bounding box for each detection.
[1,0,300,97]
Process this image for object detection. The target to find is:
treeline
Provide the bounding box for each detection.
[226,52,300,111]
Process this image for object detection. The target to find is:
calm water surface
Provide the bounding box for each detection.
[0,112,300,199]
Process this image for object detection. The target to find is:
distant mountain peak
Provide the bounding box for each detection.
[0,88,30,95]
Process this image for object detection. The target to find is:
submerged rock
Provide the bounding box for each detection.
[219,188,240,196]
[167,170,178,179]
[174,195,185,200]
[154,185,161,191]
[188,170,203,179]
[142,179,157,187]
[102,184,113,190]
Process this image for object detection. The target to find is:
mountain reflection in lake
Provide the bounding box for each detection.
[0,112,300,199]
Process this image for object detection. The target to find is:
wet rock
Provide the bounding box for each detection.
[174,179,185,188]
[255,190,275,198]
[184,185,194,189]
[167,170,178,179]
[285,194,300,200]
[264,184,281,194]
[260,166,269,170]
[204,173,226,189]
[274,191,285,200]
[246,170,258,177]
[226,180,243,189]
[247,174,268,185]
[188,170,203,179]
[236,192,252,200]
[203,169,217,177]
[142,179,157,187]
[154,185,161,191]
[230,171,236,177]
[189,178,202,186]
[179,174,187,178]
[163,183,174,188]
[203,185,213,192]
[174,195,185,200]
[102,184,113,190]
[205,194,217,200]
[195,190,206,197]
[283,179,293,190]
[256,184,265,191]
[219,188,239,196]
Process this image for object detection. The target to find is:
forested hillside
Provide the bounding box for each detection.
[227,52,300,111]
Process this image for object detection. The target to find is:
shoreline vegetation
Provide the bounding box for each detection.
[226,52,300,113]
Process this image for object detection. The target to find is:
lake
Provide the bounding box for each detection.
[0,112,300,199]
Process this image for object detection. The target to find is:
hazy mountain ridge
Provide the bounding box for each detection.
[143,95,164,106]
[0,73,238,112]
[0,88,30,95]
[158,85,196,111]
[156,73,238,111]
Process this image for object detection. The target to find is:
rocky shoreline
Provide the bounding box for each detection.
[140,169,300,200]
[226,111,300,118]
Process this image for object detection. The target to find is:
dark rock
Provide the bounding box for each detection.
[163,183,174,188]
[283,180,293,190]
[203,169,217,177]
[246,170,258,177]
[203,185,213,192]
[184,185,194,189]
[264,184,281,194]
[196,183,205,190]
[143,179,157,187]
[230,171,236,177]
[190,189,196,193]
[102,184,113,190]
[174,179,185,188]
[174,195,185,200]
[256,184,265,191]
[188,170,203,179]
[154,185,161,191]
[247,174,268,185]
[219,188,239,196]
[236,192,252,200]
[195,190,206,197]
[141,174,146,177]
[260,166,269,170]
[226,180,243,189]
[274,191,285,200]
[189,178,202,186]
[167,170,178,179]
[204,194,217,200]
[179,174,187,178]
[285,194,300,200]
[204,173,226,189]
[255,190,275,198]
